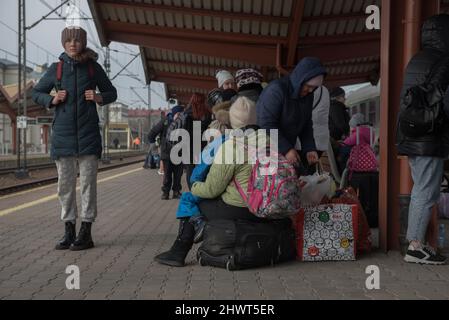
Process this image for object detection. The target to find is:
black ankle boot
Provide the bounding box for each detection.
[154,219,194,267]
[172,191,182,200]
[55,222,76,250]
[70,222,94,251]
[161,192,170,200]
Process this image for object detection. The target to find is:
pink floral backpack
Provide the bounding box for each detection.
[233,148,301,220]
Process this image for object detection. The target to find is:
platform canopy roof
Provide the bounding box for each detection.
[88,0,449,104]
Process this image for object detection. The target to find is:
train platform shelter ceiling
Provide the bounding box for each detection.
[88,0,449,103]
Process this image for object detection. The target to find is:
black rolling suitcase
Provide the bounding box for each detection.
[197,219,296,271]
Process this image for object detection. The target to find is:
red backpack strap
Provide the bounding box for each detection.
[55,59,63,91]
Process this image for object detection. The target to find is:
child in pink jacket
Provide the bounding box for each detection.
[338,113,375,169]
[343,122,375,147]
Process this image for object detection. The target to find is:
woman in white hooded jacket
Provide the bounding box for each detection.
[296,86,330,165]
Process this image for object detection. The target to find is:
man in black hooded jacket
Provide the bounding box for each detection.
[329,87,350,142]
[397,14,449,265]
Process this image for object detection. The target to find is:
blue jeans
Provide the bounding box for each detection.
[407,156,444,243]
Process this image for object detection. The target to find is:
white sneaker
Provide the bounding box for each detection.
[404,244,446,265]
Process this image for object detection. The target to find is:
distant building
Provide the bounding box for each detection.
[107,102,130,150]
[0,58,49,155]
[0,58,34,86]
[128,108,168,144]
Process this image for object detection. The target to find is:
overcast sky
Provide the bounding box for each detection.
[0,0,168,109]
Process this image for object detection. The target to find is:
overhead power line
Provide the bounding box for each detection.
[0,19,58,60]
[0,48,40,67]
[111,54,141,81]
[27,0,70,30]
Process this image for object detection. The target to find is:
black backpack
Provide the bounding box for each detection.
[197,219,296,271]
[399,57,449,138]
[165,111,190,147]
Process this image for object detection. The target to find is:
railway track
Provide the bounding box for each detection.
[0,151,146,175]
[0,163,56,175]
[0,157,145,196]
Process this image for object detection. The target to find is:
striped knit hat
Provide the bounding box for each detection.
[235,68,263,89]
[61,27,87,50]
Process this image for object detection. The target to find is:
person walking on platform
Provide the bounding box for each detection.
[133,137,141,150]
[329,87,350,143]
[256,57,326,168]
[397,14,449,265]
[113,138,119,150]
[149,106,185,200]
[329,87,351,173]
[182,93,212,189]
[32,27,117,251]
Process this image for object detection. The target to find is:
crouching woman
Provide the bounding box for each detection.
[154,97,265,267]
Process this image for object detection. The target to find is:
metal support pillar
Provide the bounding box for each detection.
[102,46,111,164]
[16,0,29,179]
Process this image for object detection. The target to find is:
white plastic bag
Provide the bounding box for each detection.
[299,172,334,206]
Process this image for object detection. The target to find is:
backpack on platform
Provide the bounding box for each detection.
[233,149,301,220]
[398,56,449,138]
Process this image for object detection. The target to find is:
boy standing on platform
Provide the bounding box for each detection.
[32,27,117,251]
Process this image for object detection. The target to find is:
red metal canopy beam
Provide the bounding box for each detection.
[325,72,376,86]
[155,73,215,91]
[105,20,288,46]
[144,59,243,73]
[300,31,380,46]
[97,0,291,24]
[299,40,380,63]
[109,32,276,67]
[169,92,196,102]
[303,11,372,23]
[287,0,306,66]
[168,85,208,94]
[158,72,216,82]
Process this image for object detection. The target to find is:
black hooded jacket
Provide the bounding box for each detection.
[256,57,327,155]
[397,14,449,157]
[329,100,350,141]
